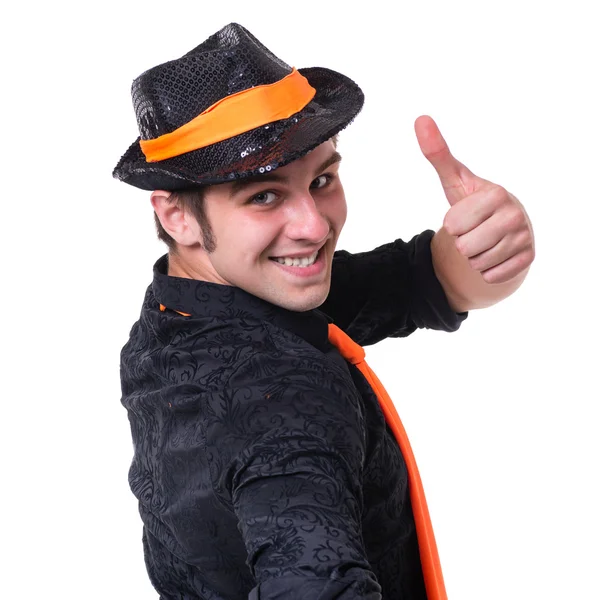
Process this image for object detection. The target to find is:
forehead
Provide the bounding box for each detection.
[226,141,341,195]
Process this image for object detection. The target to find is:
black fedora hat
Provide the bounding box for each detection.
[113,23,364,191]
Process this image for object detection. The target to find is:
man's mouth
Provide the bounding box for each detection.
[271,249,320,268]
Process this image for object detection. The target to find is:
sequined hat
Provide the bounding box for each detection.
[113,23,364,191]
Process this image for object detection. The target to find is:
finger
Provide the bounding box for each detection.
[480,248,535,284]
[454,212,509,258]
[414,115,477,205]
[468,229,533,272]
[443,186,506,237]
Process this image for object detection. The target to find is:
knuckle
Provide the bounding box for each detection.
[505,207,525,230]
[522,248,535,265]
[511,250,534,274]
[490,185,508,204]
[516,229,533,249]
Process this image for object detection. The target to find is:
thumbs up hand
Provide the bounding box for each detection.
[415,115,535,285]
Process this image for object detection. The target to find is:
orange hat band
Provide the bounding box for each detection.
[139,68,316,163]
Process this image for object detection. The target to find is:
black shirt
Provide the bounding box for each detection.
[120,230,467,599]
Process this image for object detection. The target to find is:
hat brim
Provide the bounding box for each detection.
[113,67,364,191]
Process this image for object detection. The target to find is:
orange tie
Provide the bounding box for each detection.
[328,323,447,600]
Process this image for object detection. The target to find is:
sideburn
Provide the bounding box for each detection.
[197,217,216,253]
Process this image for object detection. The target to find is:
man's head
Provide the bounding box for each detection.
[114,23,363,310]
[151,139,346,312]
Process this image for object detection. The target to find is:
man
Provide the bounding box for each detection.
[115,23,534,600]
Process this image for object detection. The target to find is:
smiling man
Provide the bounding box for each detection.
[115,23,534,600]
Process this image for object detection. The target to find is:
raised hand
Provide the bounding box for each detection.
[414,115,534,285]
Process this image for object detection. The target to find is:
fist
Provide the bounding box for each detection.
[415,115,535,284]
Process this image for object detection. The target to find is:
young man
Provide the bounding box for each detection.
[115,23,534,600]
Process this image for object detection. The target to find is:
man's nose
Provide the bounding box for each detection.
[284,193,330,243]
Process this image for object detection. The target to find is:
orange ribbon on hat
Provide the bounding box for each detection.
[140,68,316,162]
[328,323,448,600]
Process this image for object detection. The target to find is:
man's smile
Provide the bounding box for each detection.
[270,250,319,267]
[268,247,327,277]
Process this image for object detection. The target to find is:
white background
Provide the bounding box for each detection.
[2,1,599,598]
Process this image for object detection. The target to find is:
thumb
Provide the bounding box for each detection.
[414,115,477,205]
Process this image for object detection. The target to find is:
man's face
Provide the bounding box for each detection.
[184,141,347,312]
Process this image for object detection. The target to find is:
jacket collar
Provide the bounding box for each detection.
[151,254,332,352]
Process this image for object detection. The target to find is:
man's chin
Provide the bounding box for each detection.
[257,282,331,312]
[278,287,331,312]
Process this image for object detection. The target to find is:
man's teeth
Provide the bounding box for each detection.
[274,251,319,267]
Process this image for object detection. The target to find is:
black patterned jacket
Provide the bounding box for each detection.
[120,230,467,599]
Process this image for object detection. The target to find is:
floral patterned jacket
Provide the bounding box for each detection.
[120,229,467,599]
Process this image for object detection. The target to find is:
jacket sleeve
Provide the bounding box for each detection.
[320,229,468,346]
[203,349,382,599]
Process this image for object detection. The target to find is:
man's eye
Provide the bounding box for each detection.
[250,191,277,205]
[311,174,332,189]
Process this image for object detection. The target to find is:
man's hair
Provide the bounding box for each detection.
[155,135,339,253]
[154,188,216,253]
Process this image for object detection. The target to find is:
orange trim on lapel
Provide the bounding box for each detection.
[159,303,191,317]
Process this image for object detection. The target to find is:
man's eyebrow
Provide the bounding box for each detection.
[230,172,288,196]
[229,151,342,197]
[316,150,342,175]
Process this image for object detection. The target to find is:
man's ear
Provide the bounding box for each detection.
[151,190,199,247]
